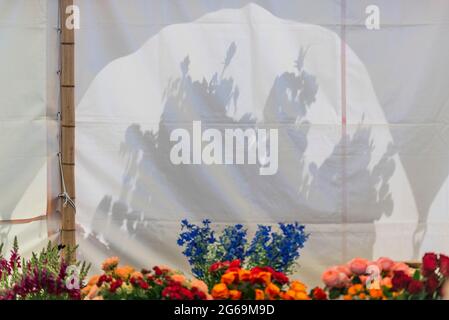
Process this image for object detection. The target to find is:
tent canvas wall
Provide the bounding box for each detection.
[1,0,449,286]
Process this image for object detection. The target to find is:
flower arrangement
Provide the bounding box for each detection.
[0,238,90,300]
[177,219,309,287]
[321,256,414,300]
[208,259,318,300]
[82,257,210,300]
[320,253,449,300]
[387,252,449,300]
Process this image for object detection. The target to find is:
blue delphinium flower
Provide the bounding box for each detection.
[178,219,309,279]
[245,223,309,273]
[177,219,215,278]
[245,225,271,268]
[216,224,247,262]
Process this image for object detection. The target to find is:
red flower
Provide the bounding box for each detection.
[109,279,123,293]
[422,253,438,276]
[426,275,440,294]
[226,260,242,273]
[153,266,163,276]
[97,274,112,286]
[311,287,327,300]
[407,279,424,295]
[138,280,149,290]
[272,272,289,285]
[439,254,449,277]
[230,260,241,268]
[392,271,412,291]
[209,262,222,273]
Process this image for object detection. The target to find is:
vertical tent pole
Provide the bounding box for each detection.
[60,0,76,262]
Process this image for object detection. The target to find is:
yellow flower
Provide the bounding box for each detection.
[212,283,230,299]
[255,289,265,300]
[221,272,237,285]
[121,282,133,294]
[101,256,119,271]
[114,265,135,280]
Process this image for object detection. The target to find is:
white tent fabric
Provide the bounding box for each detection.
[75,0,449,285]
[0,0,59,253]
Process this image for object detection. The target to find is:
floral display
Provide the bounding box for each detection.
[177,219,309,286]
[320,253,449,300]
[82,257,210,300]
[4,232,449,300]
[0,238,90,300]
[208,259,314,300]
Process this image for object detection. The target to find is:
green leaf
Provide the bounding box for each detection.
[329,288,342,300]
[413,269,421,280]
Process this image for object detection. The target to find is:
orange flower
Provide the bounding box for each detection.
[86,285,100,300]
[211,283,230,299]
[369,289,383,299]
[114,265,135,280]
[221,272,237,285]
[279,291,295,300]
[130,271,143,281]
[87,275,100,286]
[255,289,265,300]
[101,256,119,271]
[358,293,367,300]
[229,290,242,300]
[191,279,209,294]
[265,283,281,297]
[171,274,187,284]
[290,281,307,293]
[257,272,272,285]
[348,284,364,296]
[238,269,251,282]
[343,294,353,300]
[81,285,91,297]
[294,291,311,300]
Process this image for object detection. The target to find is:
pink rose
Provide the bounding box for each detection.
[334,265,352,277]
[348,258,369,275]
[338,272,350,287]
[322,268,348,288]
[322,269,341,288]
[376,257,395,272]
[392,262,411,275]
